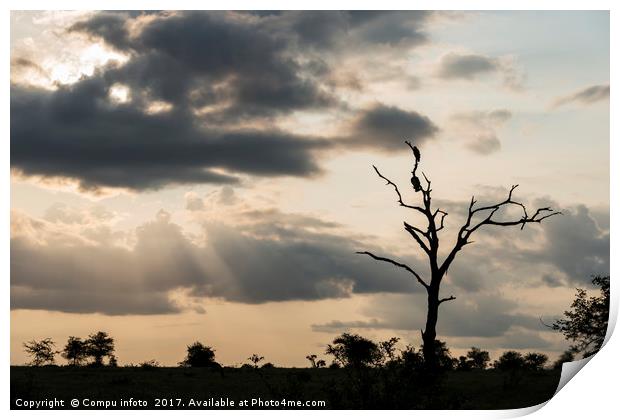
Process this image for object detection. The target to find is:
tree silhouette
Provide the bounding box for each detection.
[61,336,88,366]
[358,141,560,370]
[180,341,218,367]
[400,345,425,370]
[85,331,115,366]
[378,337,400,365]
[248,354,265,368]
[306,354,326,368]
[455,356,473,371]
[552,275,610,358]
[23,338,56,366]
[493,351,525,371]
[523,352,548,370]
[466,347,490,369]
[108,355,119,367]
[326,333,381,369]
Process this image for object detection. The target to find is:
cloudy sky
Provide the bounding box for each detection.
[10,10,609,366]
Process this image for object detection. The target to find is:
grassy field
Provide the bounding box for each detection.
[11,366,561,410]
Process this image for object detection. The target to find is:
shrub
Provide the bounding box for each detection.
[23,338,56,366]
[180,342,218,367]
[466,347,490,369]
[326,333,381,369]
[493,351,525,371]
[524,352,548,370]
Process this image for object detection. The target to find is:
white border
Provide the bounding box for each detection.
[3,1,616,419]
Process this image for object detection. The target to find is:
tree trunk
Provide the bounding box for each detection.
[422,285,440,371]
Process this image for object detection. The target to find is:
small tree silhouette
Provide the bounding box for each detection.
[139,359,160,369]
[493,351,525,371]
[455,356,473,371]
[23,338,56,366]
[180,342,218,367]
[85,331,115,366]
[379,337,400,365]
[108,355,118,367]
[306,354,318,368]
[466,347,490,369]
[358,141,560,370]
[552,275,610,358]
[248,354,264,368]
[493,351,528,386]
[400,345,424,370]
[326,333,381,369]
[61,336,88,366]
[306,354,327,368]
[523,352,548,370]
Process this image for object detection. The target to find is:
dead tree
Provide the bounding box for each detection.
[358,141,560,370]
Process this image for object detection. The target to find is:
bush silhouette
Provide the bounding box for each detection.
[23,338,56,366]
[523,352,548,370]
[85,331,115,366]
[326,333,381,368]
[379,337,400,365]
[466,347,490,369]
[61,336,88,366]
[400,345,425,370]
[139,359,160,369]
[455,356,473,371]
[248,354,265,368]
[493,351,525,371]
[180,342,219,367]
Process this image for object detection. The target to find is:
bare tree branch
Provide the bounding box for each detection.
[465,185,561,234]
[434,209,448,232]
[372,165,426,214]
[356,251,429,289]
[438,295,456,305]
[403,221,431,254]
[440,185,561,276]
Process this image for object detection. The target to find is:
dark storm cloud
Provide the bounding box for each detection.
[11,208,423,314]
[11,81,328,191]
[347,104,439,151]
[192,223,422,303]
[12,11,442,190]
[69,12,132,50]
[552,83,610,108]
[71,11,336,116]
[437,53,499,79]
